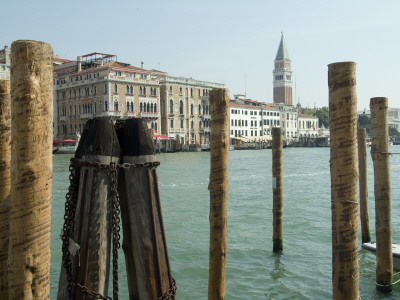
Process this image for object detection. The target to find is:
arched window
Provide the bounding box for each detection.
[140,86,143,95]
[130,85,133,94]
[154,104,157,112]
[131,102,134,112]
[191,121,194,128]
[151,103,154,112]
[140,103,143,112]
[199,104,201,115]
[126,85,129,93]
[169,100,173,114]
[114,84,118,93]
[114,101,119,111]
[191,104,194,115]
[155,122,157,131]
[179,101,184,115]
[143,87,146,95]
[147,103,150,112]
[104,101,108,111]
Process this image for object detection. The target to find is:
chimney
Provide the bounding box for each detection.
[100,57,104,66]
[77,56,82,72]
[5,46,10,65]
[141,61,144,69]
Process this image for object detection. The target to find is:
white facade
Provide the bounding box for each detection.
[277,105,298,140]
[389,108,400,131]
[229,103,280,141]
[0,46,10,80]
[298,114,319,138]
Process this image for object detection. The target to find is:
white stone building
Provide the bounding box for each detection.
[159,76,225,147]
[229,96,280,142]
[297,113,319,138]
[0,46,10,80]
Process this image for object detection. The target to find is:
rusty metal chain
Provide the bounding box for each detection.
[157,278,177,300]
[61,158,81,299]
[108,162,120,300]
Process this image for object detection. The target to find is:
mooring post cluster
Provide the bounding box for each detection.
[328,62,394,297]
[57,117,175,300]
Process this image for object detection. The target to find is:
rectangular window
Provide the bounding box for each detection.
[170,119,173,128]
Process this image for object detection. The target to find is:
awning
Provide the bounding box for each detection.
[53,139,76,143]
[153,134,171,140]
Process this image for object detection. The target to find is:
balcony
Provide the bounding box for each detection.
[101,111,122,117]
[126,111,136,118]
[80,113,93,119]
[168,128,186,134]
[139,112,160,119]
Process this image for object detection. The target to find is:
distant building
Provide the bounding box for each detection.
[54,53,162,140]
[229,95,280,142]
[358,108,400,131]
[53,52,225,147]
[273,33,293,106]
[389,108,400,131]
[159,76,224,147]
[297,114,319,138]
[0,46,10,80]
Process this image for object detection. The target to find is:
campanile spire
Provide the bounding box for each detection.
[273,33,293,105]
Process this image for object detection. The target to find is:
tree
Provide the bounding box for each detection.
[389,126,400,138]
[315,107,329,128]
[358,114,371,136]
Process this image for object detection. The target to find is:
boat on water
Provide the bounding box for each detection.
[53,133,81,154]
[53,139,77,154]
[361,242,400,271]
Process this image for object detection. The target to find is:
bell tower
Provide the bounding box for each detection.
[273,32,293,105]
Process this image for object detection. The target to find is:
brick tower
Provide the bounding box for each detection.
[273,33,293,105]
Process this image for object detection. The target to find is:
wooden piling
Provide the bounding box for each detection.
[117,118,175,300]
[0,80,11,299]
[370,97,392,293]
[272,127,283,252]
[8,40,53,299]
[328,62,359,300]
[357,128,371,243]
[208,88,229,300]
[57,117,120,299]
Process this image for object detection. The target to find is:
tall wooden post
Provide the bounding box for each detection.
[208,88,229,300]
[117,118,175,300]
[370,97,392,293]
[0,80,11,299]
[328,62,359,300]
[57,118,120,299]
[357,128,371,243]
[272,127,283,252]
[9,40,53,299]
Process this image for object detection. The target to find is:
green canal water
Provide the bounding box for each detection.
[51,147,400,299]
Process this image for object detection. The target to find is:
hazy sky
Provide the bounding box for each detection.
[2,0,400,110]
